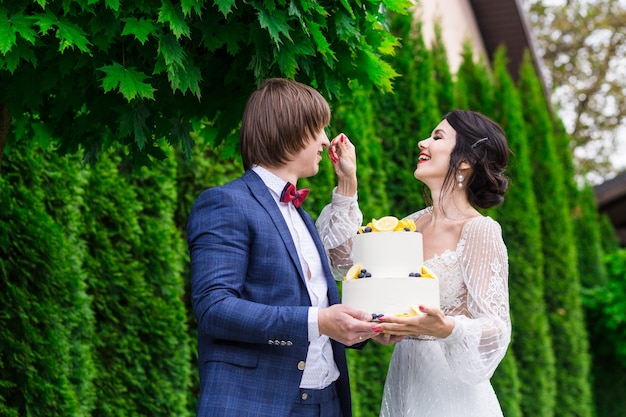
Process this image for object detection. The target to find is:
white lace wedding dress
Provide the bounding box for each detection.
[317,203,511,417]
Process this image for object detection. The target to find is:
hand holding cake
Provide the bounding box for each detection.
[318,304,380,346]
[373,304,455,339]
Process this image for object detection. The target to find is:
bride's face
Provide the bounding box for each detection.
[414,119,457,185]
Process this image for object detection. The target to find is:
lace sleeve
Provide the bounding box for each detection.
[315,188,363,280]
[439,217,511,384]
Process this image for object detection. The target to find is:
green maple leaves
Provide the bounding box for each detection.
[1,0,414,162]
[99,63,156,101]
[1,0,411,101]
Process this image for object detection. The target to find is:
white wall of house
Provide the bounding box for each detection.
[413,0,488,73]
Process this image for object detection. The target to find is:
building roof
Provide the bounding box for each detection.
[418,0,549,96]
[470,0,549,94]
[595,171,626,246]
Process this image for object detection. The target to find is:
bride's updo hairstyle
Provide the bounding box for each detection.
[444,110,510,209]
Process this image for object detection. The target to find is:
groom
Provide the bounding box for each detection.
[186,78,375,417]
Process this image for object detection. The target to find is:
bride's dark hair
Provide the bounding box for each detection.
[442,110,510,209]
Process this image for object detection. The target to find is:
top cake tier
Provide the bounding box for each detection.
[351,231,424,278]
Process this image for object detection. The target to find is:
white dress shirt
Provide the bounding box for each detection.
[252,166,339,389]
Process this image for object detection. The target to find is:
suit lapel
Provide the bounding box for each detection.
[242,170,307,282]
[242,170,340,305]
[297,206,341,305]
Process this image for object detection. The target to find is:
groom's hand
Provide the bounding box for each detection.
[318,304,377,346]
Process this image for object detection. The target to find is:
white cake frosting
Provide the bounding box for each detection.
[342,231,440,316]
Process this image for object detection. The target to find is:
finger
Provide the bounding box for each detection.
[330,134,343,147]
[334,133,353,150]
[328,145,338,163]
[336,134,351,152]
[343,306,373,322]
[416,304,439,316]
[376,315,409,324]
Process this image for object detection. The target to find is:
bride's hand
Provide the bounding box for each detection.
[373,305,455,339]
[328,133,356,178]
[328,133,357,196]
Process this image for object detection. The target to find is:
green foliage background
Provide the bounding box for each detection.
[0,0,410,164]
[1,2,625,417]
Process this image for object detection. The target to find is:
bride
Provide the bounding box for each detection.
[318,109,512,417]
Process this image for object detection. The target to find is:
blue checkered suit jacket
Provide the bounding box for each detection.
[187,169,352,416]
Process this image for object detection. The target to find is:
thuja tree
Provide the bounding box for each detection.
[127,149,192,416]
[491,48,555,417]
[331,85,393,417]
[0,139,95,417]
[429,24,455,115]
[374,12,439,217]
[551,118,608,290]
[0,0,410,166]
[333,86,390,220]
[454,47,523,417]
[573,181,608,289]
[81,150,192,417]
[554,122,608,290]
[518,52,594,417]
[409,21,442,141]
[373,11,420,217]
[454,42,495,115]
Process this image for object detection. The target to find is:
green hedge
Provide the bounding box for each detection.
[0,140,95,417]
[519,52,594,417]
[491,48,555,417]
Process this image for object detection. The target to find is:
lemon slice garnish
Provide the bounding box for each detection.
[372,216,399,232]
[394,218,417,232]
[420,265,437,279]
[403,218,417,232]
[344,263,362,281]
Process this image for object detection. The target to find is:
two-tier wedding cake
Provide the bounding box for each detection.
[341,216,440,317]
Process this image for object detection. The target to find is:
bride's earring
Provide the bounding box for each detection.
[457,174,465,189]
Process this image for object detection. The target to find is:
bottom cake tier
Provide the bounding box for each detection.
[342,277,440,317]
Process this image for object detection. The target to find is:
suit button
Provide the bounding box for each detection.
[301,393,308,400]
[297,361,306,371]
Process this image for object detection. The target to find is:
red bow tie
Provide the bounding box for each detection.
[280,182,310,208]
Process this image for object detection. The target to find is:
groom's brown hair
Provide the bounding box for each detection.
[240,78,331,170]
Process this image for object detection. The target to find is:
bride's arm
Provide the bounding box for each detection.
[315,134,362,279]
[439,217,511,384]
[316,188,362,279]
